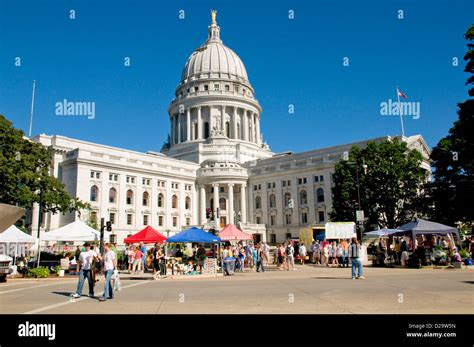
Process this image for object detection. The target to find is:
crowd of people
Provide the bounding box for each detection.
[222,242,270,274]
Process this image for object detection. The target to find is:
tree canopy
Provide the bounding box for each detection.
[330,139,427,230]
[0,114,88,221]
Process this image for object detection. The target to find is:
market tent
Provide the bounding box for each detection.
[42,220,100,242]
[364,228,402,238]
[395,219,460,242]
[218,224,252,241]
[0,225,37,243]
[123,225,167,244]
[167,227,221,243]
[0,203,25,233]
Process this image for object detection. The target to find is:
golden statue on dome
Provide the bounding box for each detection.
[211,9,217,22]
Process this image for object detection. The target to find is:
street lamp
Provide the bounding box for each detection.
[346,160,368,240]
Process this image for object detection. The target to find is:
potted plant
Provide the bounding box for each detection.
[459,249,472,266]
[52,265,64,277]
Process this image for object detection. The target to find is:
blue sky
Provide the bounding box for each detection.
[0,0,472,154]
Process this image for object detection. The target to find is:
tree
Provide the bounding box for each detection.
[428,25,474,228]
[0,114,88,225]
[330,139,427,230]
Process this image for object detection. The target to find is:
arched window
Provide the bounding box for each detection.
[317,188,325,203]
[255,196,261,209]
[142,191,149,206]
[172,195,178,209]
[90,185,98,202]
[108,188,116,203]
[299,190,308,205]
[225,122,230,137]
[126,190,134,205]
[204,122,210,139]
[219,198,226,210]
[269,194,276,208]
[284,192,291,207]
[158,193,164,208]
[185,196,191,210]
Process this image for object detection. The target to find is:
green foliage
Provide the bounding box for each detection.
[426,25,474,229]
[52,265,62,275]
[0,115,90,221]
[330,139,427,229]
[459,249,471,259]
[27,266,51,278]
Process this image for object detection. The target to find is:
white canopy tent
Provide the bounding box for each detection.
[42,220,100,242]
[0,225,37,264]
[0,225,37,243]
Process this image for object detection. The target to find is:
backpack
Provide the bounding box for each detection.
[285,246,292,256]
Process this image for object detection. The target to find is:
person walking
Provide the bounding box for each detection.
[252,245,258,272]
[286,242,295,271]
[349,237,364,279]
[71,242,97,298]
[262,242,270,266]
[312,241,321,265]
[99,243,116,302]
[256,245,265,272]
[132,246,143,274]
[140,242,148,273]
[238,246,246,272]
[127,246,135,273]
[322,243,329,267]
[299,243,307,265]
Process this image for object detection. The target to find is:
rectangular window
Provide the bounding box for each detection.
[286,232,292,239]
[90,211,97,224]
[90,171,94,178]
[172,217,178,227]
[225,85,230,91]
[96,172,100,179]
[285,214,292,225]
[143,215,149,226]
[204,85,209,91]
[314,175,319,182]
[186,218,191,226]
[214,84,219,91]
[298,178,302,185]
[318,211,325,223]
[320,175,324,182]
[219,187,224,193]
[109,212,115,225]
[287,180,291,186]
[272,182,276,188]
[142,178,151,185]
[256,216,261,224]
[158,215,164,226]
[270,215,276,226]
[127,214,132,225]
[91,171,101,179]
[282,181,286,187]
[254,185,257,191]
[270,234,276,243]
[194,86,198,92]
[109,173,118,181]
[126,176,136,184]
[301,212,308,224]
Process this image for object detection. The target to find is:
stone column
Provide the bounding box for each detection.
[186,108,191,141]
[251,112,255,143]
[221,106,225,134]
[213,183,219,224]
[197,106,202,140]
[170,114,175,145]
[240,183,247,223]
[228,183,234,224]
[200,185,206,225]
[232,107,238,139]
[177,113,181,143]
[255,112,261,145]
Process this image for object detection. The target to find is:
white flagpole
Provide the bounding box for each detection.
[396,85,405,137]
[28,80,36,138]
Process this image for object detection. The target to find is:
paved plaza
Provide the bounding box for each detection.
[1,265,472,314]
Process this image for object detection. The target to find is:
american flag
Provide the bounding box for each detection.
[397,87,408,99]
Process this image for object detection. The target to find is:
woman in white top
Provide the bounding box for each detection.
[299,243,307,265]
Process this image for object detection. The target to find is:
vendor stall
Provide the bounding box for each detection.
[166,227,221,276]
[218,224,252,241]
[0,225,36,265]
[123,226,167,244]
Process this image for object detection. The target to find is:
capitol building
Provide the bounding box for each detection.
[29,12,431,245]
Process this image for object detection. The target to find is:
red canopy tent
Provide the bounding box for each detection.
[123,226,167,244]
[218,223,252,241]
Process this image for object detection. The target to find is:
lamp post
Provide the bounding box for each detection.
[346,160,368,240]
[35,179,43,268]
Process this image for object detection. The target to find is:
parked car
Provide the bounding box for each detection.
[0,254,13,282]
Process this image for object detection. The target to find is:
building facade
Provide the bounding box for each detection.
[29,13,431,245]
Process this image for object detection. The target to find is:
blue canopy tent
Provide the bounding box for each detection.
[394,219,460,246]
[364,228,403,238]
[167,227,221,243]
[167,227,222,275]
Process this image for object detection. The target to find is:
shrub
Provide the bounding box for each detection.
[459,249,471,259]
[27,267,51,278]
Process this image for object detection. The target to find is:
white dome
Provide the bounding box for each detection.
[181,42,248,83]
[180,17,248,84]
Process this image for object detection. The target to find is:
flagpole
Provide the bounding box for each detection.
[396,85,405,137]
[28,80,36,138]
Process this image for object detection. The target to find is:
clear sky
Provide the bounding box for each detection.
[0,0,472,154]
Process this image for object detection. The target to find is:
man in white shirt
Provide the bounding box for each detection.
[99,243,117,301]
[71,242,97,298]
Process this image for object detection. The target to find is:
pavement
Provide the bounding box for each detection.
[1,264,473,314]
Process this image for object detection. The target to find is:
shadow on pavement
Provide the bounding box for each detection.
[311,277,353,280]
